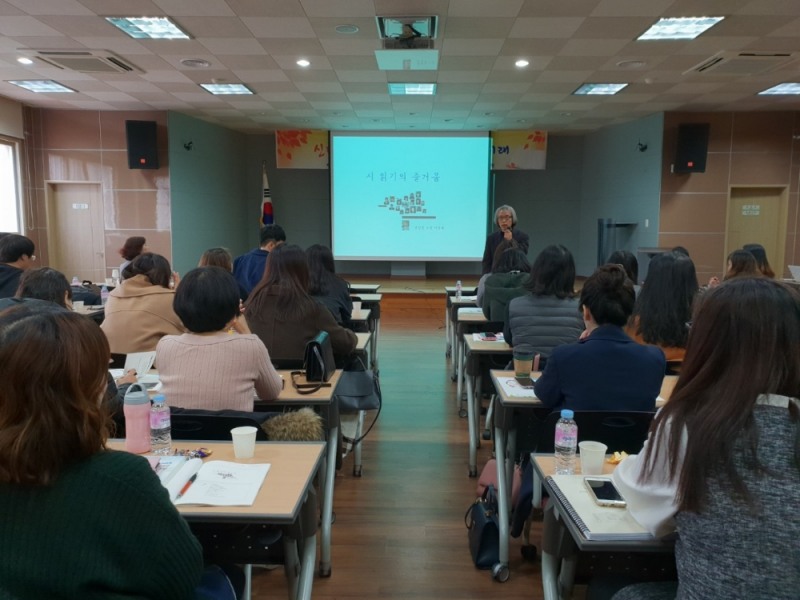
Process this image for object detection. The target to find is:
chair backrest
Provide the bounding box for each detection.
[110,353,126,369]
[535,410,656,455]
[170,411,268,441]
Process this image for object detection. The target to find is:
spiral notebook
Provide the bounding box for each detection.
[546,474,653,541]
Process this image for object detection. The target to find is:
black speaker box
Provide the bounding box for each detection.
[125,120,159,170]
[674,123,709,173]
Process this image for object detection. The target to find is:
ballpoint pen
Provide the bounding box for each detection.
[176,474,198,499]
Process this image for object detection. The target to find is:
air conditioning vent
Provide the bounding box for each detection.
[382,37,435,50]
[684,51,797,76]
[23,49,142,73]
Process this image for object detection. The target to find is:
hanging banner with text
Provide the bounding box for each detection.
[276,130,329,169]
[491,130,548,170]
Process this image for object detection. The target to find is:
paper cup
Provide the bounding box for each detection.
[231,426,258,459]
[579,441,608,475]
[513,353,534,377]
[352,301,362,312]
[72,300,85,310]
[105,277,114,286]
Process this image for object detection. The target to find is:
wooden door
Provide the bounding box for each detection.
[45,182,105,282]
[725,187,787,276]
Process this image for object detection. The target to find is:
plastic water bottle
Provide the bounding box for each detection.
[554,409,578,475]
[150,394,172,455]
[123,384,151,454]
[71,276,80,286]
[100,285,109,305]
[455,280,462,301]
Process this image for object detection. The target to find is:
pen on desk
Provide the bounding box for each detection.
[176,473,198,499]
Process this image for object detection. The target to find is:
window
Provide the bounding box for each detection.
[0,137,22,233]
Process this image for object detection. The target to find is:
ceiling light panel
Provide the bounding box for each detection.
[8,80,75,93]
[388,83,436,95]
[106,16,191,40]
[573,83,628,95]
[638,17,724,41]
[200,83,253,95]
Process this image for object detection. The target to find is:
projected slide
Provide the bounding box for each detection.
[331,133,490,261]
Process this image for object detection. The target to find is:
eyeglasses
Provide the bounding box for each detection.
[497,214,513,221]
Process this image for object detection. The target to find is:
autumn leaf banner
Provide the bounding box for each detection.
[276,130,329,169]
[491,130,548,170]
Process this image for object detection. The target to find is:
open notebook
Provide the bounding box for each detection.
[152,456,270,506]
[788,265,800,282]
[546,474,653,541]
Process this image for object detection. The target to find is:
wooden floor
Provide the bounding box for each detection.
[252,295,545,599]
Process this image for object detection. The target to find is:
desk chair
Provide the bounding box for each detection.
[171,409,273,600]
[534,410,656,454]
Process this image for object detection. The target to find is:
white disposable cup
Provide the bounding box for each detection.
[231,426,258,459]
[352,301,362,312]
[72,300,85,310]
[105,277,114,286]
[111,268,120,279]
[579,441,608,475]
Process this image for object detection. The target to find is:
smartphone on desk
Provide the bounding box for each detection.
[514,376,535,388]
[584,477,627,508]
[479,332,497,341]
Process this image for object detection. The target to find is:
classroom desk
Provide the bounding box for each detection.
[349,308,371,323]
[454,307,488,407]
[73,303,105,317]
[489,370,678,581]
[352,293,382,372]
[444,291,478,358]
[462,334,512,477]
[256,369,342,578]
[108,440,325,600]
[348,283,380,294]
[533,455,674,600]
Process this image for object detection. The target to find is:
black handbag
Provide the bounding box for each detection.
[465,484,500,569]
[291,331,336,395]
[335,356,381,413]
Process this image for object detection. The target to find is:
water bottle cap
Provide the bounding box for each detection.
[153,394,166,405]
[123,383,149,405]
[560,409,574,419]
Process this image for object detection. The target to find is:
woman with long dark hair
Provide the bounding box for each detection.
[245,244,356,364]
[612,278,800,599]
[743,242,775,278]
[0,306,203,598]
[626,251,698,364]
[504,244,583,368]
[307,244,352,325]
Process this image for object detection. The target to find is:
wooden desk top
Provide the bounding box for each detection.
[107,440,325,522]
[355,331,371,351]
[272,369,341,403]
[463,334,512,353]
[533,453,616,477]
[445,285,478,295]
[350,308,371,321]
[352,293,382,302]
[457,308,487,323]
[349,283,380,293]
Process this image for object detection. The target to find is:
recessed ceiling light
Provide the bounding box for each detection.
[106,16,191,39]
[560,112,572,117]
[335,24,359,34]
[200,83,253,95]
[388,83,436,95]
[17,57,33,65]
[759,83,800,95]
[573,83,628,95]
[8,80,75,93]
[515,59,529,68]
[637,16,724,41]
[181,58,211,68]
[296,59,310,67]
[517,119,527,123]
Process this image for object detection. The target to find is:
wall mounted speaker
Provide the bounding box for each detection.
[674,123,710,173]
[125,120,158,170]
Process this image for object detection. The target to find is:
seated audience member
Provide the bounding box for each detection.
[476,239,516,307]
[156,266,283,411]
[0,267,72,311]
[743,242,775,278]
[118,235,146,273]
[481,205,529,275]
[534,264,665,411]
[245,244,357,365]
[504,245,583,368]
[307,244,353,325]
[0,234,35,299]
[626,251,698,364]
[0,306,204,599]
[101,252,184,353]
[709,249,759,288]
[607,249,640,295]
[233,224,286,297]
[611,278,800,600]
[480,246,530,322]
[199,246,248,301]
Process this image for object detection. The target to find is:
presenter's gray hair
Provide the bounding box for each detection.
[494,205,517,226]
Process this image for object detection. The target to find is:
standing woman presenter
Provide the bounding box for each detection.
[481,205,529,274]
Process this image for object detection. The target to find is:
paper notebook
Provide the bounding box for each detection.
[151,456,270,506]
[546,474,653,541]
[789,265,800,281]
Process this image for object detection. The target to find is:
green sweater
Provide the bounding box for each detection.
[0,450,203,599]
